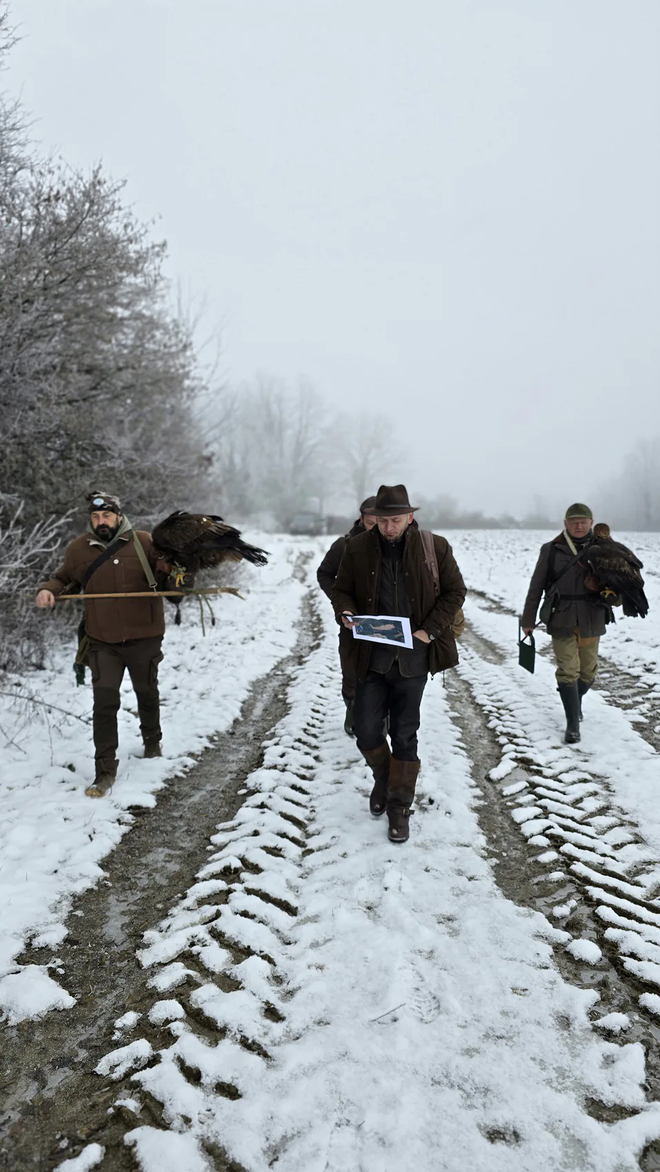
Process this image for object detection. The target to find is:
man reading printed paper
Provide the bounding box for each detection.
[331,484,466,844]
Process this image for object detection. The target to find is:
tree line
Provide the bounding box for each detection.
[1,1,656,674]
[0,7,398,669]
[0,9,211,667]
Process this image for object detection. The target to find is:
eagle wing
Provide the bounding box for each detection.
[152,511,269,574]
[584,540,648,618]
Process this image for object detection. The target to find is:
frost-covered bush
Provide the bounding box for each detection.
[0,500,70,670]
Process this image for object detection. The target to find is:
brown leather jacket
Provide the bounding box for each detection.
[331,523,466,678]
[39,530,169,644]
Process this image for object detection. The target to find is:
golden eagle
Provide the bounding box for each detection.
[582,523,649,618]
[152,512,269,586]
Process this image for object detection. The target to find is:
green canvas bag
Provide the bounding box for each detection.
[538,584,559,626]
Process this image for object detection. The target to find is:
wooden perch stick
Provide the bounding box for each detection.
[55,587,244,601]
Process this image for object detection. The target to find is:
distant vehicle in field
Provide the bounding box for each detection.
[289,511,325,535]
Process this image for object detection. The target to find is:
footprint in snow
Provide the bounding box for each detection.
[409,986,442,1024]
[382,867,412,895]
[323,1117,363,1171]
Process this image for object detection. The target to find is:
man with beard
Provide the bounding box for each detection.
[521,502,606,744]
[332,484,466,843]
[36,491,178,797]
[317,495,377,735]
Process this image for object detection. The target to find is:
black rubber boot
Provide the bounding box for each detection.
[558,683,581,744]
[577,679,592,721]
[362,742,391,816]
[343,698,356,738]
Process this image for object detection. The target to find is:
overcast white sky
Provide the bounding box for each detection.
[7,0,660,515]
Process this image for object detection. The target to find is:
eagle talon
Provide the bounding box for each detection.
[171,564,188,589]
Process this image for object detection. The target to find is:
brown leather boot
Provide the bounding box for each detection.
[143,740,162,759]
[362,741,391,816]
[387,759,420,843]
[85,770,116,798]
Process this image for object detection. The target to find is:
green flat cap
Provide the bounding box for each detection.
[565,502,593,519]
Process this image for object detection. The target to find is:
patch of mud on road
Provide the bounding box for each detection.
[451,620,660,1170]
[0,578,320,1172]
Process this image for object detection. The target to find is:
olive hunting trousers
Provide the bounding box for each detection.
[552,630,600,686]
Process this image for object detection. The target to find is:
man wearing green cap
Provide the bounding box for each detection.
[521,503,606,744]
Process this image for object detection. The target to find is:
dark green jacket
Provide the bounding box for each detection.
[522,532,608,638]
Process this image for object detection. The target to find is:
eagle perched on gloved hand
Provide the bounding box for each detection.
[152,511,269,586]
[581,523,649,619]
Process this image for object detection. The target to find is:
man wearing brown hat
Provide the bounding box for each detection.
[317,496,378,735]
[521,503,607,744]
[36,491,179,797]
[332,484,466,843]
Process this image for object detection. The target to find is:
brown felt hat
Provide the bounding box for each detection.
[370,484,418,516]
[359,495,377,515]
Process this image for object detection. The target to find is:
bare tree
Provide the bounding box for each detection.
[205,375,338,525]
[342,413,398,506]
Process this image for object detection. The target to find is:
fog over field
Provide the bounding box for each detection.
[7,0,660,521]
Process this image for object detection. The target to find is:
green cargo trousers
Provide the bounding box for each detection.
[87,636,163,773]
[552,629,599,686]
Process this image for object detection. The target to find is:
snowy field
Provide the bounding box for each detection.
[450,529,660,686]
[3,530,660,1171]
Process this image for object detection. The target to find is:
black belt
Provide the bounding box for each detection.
[558,593,588,600]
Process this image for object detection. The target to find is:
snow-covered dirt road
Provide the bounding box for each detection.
[3,531,660,1171]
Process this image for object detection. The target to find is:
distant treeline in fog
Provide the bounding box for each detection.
[594,437,660,532]
[413,440,660,533]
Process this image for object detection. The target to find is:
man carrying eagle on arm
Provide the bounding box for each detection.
[36,491,268,798]
[521,502,648,745]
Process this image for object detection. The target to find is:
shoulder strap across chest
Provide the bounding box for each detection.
[419,530,440,597]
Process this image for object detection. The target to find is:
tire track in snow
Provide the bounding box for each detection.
[452,618,660,1157]
[0,547,321,1172]
[595,659,660,757]
[74,602,331,1171]
[75,599,660,1172]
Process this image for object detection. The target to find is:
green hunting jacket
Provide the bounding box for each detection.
[521,532,608,638]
